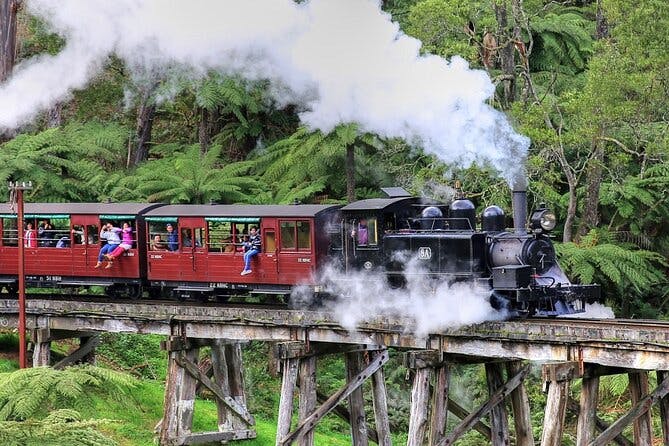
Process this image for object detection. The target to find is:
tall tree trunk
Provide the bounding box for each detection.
[494,0,516,108]
[577,138,604,238]
[127,83,158,168]
[0,0,20,83]
[346,144,355,203]
[576,4,608,238]
[198,107,221,155]
[595,0,609,40]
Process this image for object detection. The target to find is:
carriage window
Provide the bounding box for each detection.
[72,225,86,245]
[297,221,311,250]
[207,221,233,252]
[181,228,193,248]
[86,225,99,245]
[265,230,276,253]
[2,218,17,246]
[280,221,295,250]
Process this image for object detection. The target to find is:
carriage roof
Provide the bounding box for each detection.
[143,204,341,219]
[0,202,162,217]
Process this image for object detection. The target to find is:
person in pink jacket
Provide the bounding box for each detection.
[104,222,133,268]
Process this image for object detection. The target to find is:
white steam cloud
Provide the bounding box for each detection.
[292,262,507,337]
[1,0,529,187]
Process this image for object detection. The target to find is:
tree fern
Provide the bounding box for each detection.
[555,230,667,307]
[0,409,116,446]
[0,365,135,422]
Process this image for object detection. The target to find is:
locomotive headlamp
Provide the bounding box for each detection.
[530,208,556,232]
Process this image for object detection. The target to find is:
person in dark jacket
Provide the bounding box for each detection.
[240,226,261,275]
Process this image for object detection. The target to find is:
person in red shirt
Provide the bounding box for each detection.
[24,222,36,248]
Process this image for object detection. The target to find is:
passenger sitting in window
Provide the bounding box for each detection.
[240,226,261,275]
[151,235,167,251]
[103,222,134,268]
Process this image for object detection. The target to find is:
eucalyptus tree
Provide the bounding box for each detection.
[128,142,265,204]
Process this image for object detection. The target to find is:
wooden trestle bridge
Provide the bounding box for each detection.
[0,297,668,446]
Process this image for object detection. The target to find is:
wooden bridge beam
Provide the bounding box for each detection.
[575,374,599,446]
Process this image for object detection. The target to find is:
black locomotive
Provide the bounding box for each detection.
[335,187,599,317]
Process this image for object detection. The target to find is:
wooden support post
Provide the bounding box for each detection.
[31,328,51,367]
[370,350,392,446]
[210,341,231,432]
[407,366,433,446]
[590,373,669,446]
[540,362,577,446]
[160,339,200,446]
[658,370,669,446]
[279,350,388,446]
[576,375,599,446]
[276,357,299,446]
[298,355,317,446]
[628,371,652,446]
[506,361,533,446]
[346,351,369,446]
[224,343,248,431]
[428,363,450,446]
[485,363,510,446]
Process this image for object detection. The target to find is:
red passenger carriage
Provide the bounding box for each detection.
[142,204,341,300]
[0,203,160,297]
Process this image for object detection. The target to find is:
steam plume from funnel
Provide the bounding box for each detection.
[0,0,529,185]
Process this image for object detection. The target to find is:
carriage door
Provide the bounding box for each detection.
[70,215,98,272]
[179,217,206,281]
[261,219,279,282]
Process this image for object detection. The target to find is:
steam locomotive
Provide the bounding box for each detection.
[0,188,598,316]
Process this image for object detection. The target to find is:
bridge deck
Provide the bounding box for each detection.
[0,298,667,370]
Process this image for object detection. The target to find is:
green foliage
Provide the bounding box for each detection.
[528,11,594,75]
[0,365,135,421]
[252,124,387,203]
[0,409,116,446]
[96,334,166,380]
[555,230,667,315]
[0,123,128,202]
[121,143,265,204]
[406,0,493,63]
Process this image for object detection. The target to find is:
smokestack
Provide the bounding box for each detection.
[512,189,527,234]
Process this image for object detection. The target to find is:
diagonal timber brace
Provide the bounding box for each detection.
[436,364,530,446]
[589,375,669,446]
[279,349,389,446]
[175,352,255,427]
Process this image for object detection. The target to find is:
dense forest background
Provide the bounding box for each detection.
[1,0,668,317]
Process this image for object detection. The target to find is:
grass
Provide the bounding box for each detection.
[80,378,353,445]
